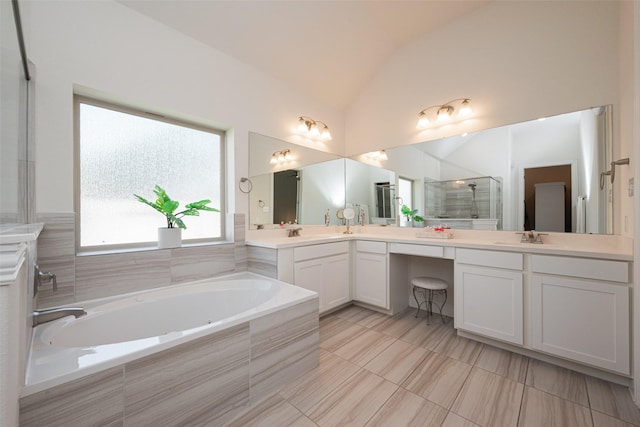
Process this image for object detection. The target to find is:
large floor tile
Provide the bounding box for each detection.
[402,351,472,409]
[364,339,430,385]
[586,376,640,426]
[353,309,390,329]
[451,367,523,427]
[224,394,315,427]
[518,387,592,427]
[332,328,396,366]
[591,410,636,427]
[307,369,398,426]
[319,317,368,352]
[442,412,481,427]
[525,359,589,406]
[279,351,361,413]
[433,331,484,364]
[334,304,374,323]
[370,308,424,338]
[474,346,529,383]
[400,318,453,350]
[365,388,448,427]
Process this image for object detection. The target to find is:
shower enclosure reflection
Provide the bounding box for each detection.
[424,177,502,230]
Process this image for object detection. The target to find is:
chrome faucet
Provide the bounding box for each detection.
[32,307,86,327]
[288,227,303,237]
[519,230,546,244]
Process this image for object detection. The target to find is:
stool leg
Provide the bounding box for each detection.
[412,286,421,318]
[438,290,447,324]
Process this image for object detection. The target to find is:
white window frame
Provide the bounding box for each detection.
[74,95,226,252]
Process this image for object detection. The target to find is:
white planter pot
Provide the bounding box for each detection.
[158,227,182,249]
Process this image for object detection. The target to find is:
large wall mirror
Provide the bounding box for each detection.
[249,105,614,234]
[350,105,613,234]
[248,133,345,227]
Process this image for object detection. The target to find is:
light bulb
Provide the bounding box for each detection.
[283,150,291,161]
[277,152,285,162]
[416,112,429,129]
[297,117,308,132]
[309,122,320,137]
[321,126,332,140]
[378,150,388,160]
[437,106,452,122]
[459,99,472,117]
[270,153,278,164]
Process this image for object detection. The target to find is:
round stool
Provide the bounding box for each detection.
[411,276,448,324]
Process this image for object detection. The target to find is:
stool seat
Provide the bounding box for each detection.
[412,276,448,291]
[411,276,448,324]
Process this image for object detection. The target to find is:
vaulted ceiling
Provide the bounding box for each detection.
[118,1,491,110]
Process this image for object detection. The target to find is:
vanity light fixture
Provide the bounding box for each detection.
[297,116,332,140]
[366,150,388,160]
[270,149,292,164]
[416,98,473,129]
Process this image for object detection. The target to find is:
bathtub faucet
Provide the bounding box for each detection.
[32,307,87,327]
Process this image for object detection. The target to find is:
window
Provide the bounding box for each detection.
[75,96,225,250]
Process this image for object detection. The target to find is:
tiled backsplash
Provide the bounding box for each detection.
[35,213,248,308]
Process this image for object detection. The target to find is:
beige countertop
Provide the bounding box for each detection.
[245,226,633,261]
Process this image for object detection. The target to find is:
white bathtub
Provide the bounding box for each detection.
[24,272,318,396]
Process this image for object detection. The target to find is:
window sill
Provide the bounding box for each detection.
[76,240,234,257]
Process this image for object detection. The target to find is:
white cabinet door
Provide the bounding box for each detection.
[294,258,325,309]
[531,275,630,375]
[355,252,388,309]
[323,254,350,311]
[455,264,523,345]
[294,253,349,313]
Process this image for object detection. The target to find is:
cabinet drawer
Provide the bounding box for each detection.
[456,248,523,270]
[389,243,443,258]
[531,255,629,283]
[294,241,349,262]
[356,240,387,254]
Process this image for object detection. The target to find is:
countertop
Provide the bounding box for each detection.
[245,226,633,261]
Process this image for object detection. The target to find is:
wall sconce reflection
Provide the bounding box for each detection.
[365,150,388,160]
[270,149,292,164]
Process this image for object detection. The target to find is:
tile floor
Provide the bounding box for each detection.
[224,305,640,427]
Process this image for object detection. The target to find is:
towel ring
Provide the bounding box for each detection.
[239,177,253,193]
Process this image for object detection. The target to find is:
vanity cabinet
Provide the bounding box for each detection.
[293,242,350,313]
[530,255,630,375]
[354,241,388,309]
[454,248,524,345]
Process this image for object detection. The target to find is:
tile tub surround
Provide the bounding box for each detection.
[224,305,640,427]
[20,298,319,426]
[35,213,249,307]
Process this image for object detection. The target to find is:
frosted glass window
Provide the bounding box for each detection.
[77,98,224,249]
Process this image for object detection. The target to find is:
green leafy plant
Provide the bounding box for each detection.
[401,204,424,223]
[134,184,219,229]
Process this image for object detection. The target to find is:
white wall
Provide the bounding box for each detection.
[23,0,344,219]
[346,1,620,156]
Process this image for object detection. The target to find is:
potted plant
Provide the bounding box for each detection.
[134,184,219,249]
[401,204,424,227]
